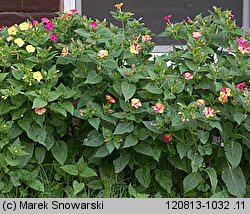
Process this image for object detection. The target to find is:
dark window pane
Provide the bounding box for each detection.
[82,0,242,45]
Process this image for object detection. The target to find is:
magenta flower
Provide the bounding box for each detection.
[235,82,247,90]
[50,33,58,42]
[41,17,50,24]
[90,21,98,29]
[237,37,250,54]
[163,133,172,143]
[32,20,39,26]
[45,22,54,31]
[182,72,193,80]
[163,15,172,22]
[192,31,202,39]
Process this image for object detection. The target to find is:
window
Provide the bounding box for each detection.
[64,0,250,52]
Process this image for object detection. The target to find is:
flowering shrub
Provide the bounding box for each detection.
[0,5,249,197]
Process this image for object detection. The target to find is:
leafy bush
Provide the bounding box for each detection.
[0,5,249,197]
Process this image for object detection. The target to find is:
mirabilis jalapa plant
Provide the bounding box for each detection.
[0,3,249,197]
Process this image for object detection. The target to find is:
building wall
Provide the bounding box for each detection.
[0,0,62,26]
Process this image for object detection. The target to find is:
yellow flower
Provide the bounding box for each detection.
[19,22,29,31]
[14,38,25,47]
[7,36,13,42]
[8,26,18,35]
[114,3,124,10]
[26,45,35,53]
[33,71,43,82]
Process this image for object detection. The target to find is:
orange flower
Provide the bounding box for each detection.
[106,95,115,103]
[34,107,46,115]
[61,47,69,57]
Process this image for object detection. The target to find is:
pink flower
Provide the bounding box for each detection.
[130,44,141,54]
[34,107,46,115]
[182,72,193,80]
[237,37,250,54]
[202,107,215,118]
[153,103,165,113]
[163,133,172,143]
[32,20,39,26]
[0,26,4,31]
[98,50,108,58]
[142,35,152,42]
[192,31,202,39]
[131,98,142,109]
[45,22,54,31]
[41,17,50,24]
[235,82,247,91]
[163,15,172,22]
[50,33,58,42]
[90,21,98,29]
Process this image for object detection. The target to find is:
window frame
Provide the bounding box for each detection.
[64,0,250,53]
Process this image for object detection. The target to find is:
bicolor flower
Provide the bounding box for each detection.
[218,87,231,104]
[90,21,98,29]
[153,103,165,113]
[131,98,142,109]
[45,22,54,31]
[98,50,109,58]
[8,26,18,35]
[19,22,29,31]
[33,71,43,82]
[202,107,215,118]
[163,133,172,143]
[142,35,152,42]
[26,45,35,53]
[50,33,58,42]
[237,37,250,54]
[182,72,193,80]
[192,31,202,39]
[130,44,141,54]
[61,47,69,57]
[14,38,25,47]
[195,99,206,107]
[163,15,172,22]
[35,107,46,115]
[106,95,116,103]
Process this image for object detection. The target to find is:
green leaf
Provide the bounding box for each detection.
[155,169,172,193]
[47,91,62,102]
[133,143,154,157]
[221,166,246,197]
[224,140,242,168]
[51,140,68,165]
[197,131,209,144]
[50,103,67,117]
[233,112,247,125]
[209,121,223,132]
[205,167,218,194]
[59,101,74,115]
[32,97,47,108]
[143,82,163,94]
[191,154,203,172]
[128,184,150,198]
[113,153,130,173]
[142,121,163,134]
[87,180,103,190]
[123,134,138,148]
[94,144,110,158]
[0,73,8,83]
[88,118,100,130]
[185,59,197,71]
[27,124,46,145]
[61,165,79,176]
[85,70,102,84]
[35,146,46,164]
[79,165,97,178]
[183,172,203,193]
[176,142,192,159]
[29,180,44,192]
[135,168,151,188]
[121,81,136,101]
[114,122,134,135]
[83,130,104,147]
[73,180,85,196]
